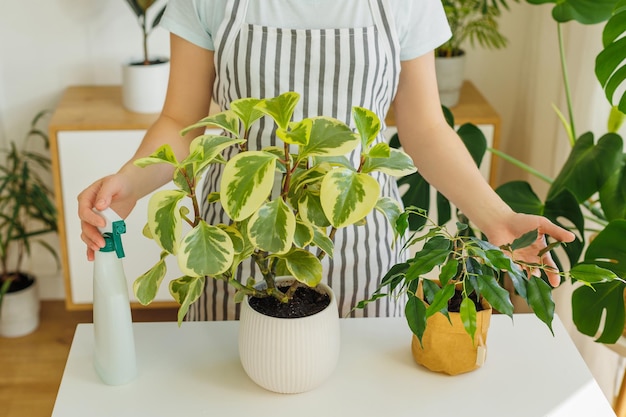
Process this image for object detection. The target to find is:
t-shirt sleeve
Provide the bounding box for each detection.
[396,0,452,61]
[159,0,216,50]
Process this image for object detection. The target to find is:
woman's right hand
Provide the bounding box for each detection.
[78,173,138,261]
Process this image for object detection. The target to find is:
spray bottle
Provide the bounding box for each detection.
[92,208,138,385]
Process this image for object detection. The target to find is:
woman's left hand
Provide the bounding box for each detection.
[485,213,576,287]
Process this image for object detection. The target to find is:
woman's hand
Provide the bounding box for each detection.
[77,173,138,261]
[484,212,576,287]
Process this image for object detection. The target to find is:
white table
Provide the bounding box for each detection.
[52,315,615,417]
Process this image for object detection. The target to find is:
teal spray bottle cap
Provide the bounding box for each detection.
[96,208,126,258]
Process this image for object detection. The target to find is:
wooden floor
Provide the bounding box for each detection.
[0,301,177,417]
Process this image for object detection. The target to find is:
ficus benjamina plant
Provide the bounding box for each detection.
[131,92,416,324]
[356,207,619,344]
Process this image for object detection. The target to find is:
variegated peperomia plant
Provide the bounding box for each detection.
[132,92,417,323]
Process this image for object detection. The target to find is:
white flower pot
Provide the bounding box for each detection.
[238,279,340,394]
[0,277,39,338]
[435,54,467,108]
[121,58,170,114]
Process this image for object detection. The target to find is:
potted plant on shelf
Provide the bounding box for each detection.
[121,0,169,114]
[436,0,518,106]
[132,91,416,393]
[490,0,626,343]
[0,111,59,338]
[356,207,613,375]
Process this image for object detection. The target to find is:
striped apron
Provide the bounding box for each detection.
[189,0,405,321]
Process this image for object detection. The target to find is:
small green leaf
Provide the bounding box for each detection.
[230,97,264,132]
[320,168,380,228]
[300,117,359,157]
[177,220,235,277]
[526,276,555,335]
[460,297,478,340]
[374,197,403,238]
[294,218,314,248]
[282,249,323,287]
[147,189,187,254]
[509,229,538,251]
[361,148,417,177]
[570,263,618,284]
[367,142,391,158]
[248,199,296,254]
[256,92,300,130]
[133,254,168,305]
[352,106,381,148]
[134,144,179,167]
[220,151,278,221]
[180,110,241,137]
[170,276,206,325]
[311,227,334,258]
[277,119,312,146]
[476,274,514,317]
[425,283,455,318]
[405,295,427,344]
[405,236,452,280]
[439,258,459,287]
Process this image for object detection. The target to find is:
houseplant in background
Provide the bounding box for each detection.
[132,92,416,393]
[436,0,518,106]
[121,0,169,113]
[489,0,626,344]
[356,207,613,375]
[0,111,59,338]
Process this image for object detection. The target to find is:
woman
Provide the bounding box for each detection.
[78,0,574,320]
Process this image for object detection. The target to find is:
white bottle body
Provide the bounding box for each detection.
[93,249,137,385]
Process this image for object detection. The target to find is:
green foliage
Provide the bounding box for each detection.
[133,92,415,324]
[124,0,167,64]
[355,208,595,343]
[492,0,626,342]
[437,0,519,56]
[0,111,59,311]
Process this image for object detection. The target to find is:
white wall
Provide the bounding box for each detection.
[0,1,622,403]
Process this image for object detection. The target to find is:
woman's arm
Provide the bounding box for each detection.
[392,52,575,285]
[78,34,215,259]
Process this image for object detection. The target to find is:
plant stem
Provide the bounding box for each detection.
[557,23,577,144]
[488,148,554,184]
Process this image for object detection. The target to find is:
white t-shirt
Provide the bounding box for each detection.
[160,0,451,61]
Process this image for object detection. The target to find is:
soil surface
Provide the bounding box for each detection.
[249,284,330,318]
[447,289,485,313]
[1,272,35,293]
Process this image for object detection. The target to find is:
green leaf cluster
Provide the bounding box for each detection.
[490,0,626,342]
[124,0,167,64]
[436,0,519,57]
[0,111,59,313]
[357,208,570,344]
[133,92,415,324]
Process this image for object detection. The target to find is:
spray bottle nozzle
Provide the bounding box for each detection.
[100,220,126,259]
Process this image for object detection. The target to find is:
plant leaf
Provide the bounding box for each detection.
[282,249,323,287]
[169,276,206,325]
[134,144,179,167]
[460,297,478,340]
[220,151,278,221]
[177,220,234,277]
[572,280,626,343]
[181,110,241,137]
[320,168,380,228]
[526,276,555,334]
[299,117,359,157]
[147,189,186,254]
[476,274,514,317]
[248,199,296,254]
[405,294,428,344]
[256,92,300,130]
[361,148,417,176]
[133,253,168,305]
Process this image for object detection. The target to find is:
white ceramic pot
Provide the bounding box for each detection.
[0,277,39,338]
[435,53,467,108]
[238,279,340,394]
[121,58,170,114]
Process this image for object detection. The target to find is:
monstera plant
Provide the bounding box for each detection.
[132,92,416,323]
[490,0,626,343]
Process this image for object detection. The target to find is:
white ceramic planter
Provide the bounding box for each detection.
[0,278,39,338]
[121,58,170,114]
[238,279,340,394]
[435,54,467,108]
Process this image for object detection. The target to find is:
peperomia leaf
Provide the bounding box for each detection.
[352,106,381,149]
[256,92,300,130]
[147,189,186,255]
[220,151,278,221]
[230,97,264,132]
[177,220,234,277]
[281,249,323,287]
[133,252,168,306]
[248,199,296,254]
[170,275,206,325]
[299,117,359,158]
[361,148,417,176]
[134,144,179,168]
[320,168,380,228]
[180,110,241,137]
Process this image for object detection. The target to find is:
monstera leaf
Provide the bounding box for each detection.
[526,0,617,24]
[596,0,626,113]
